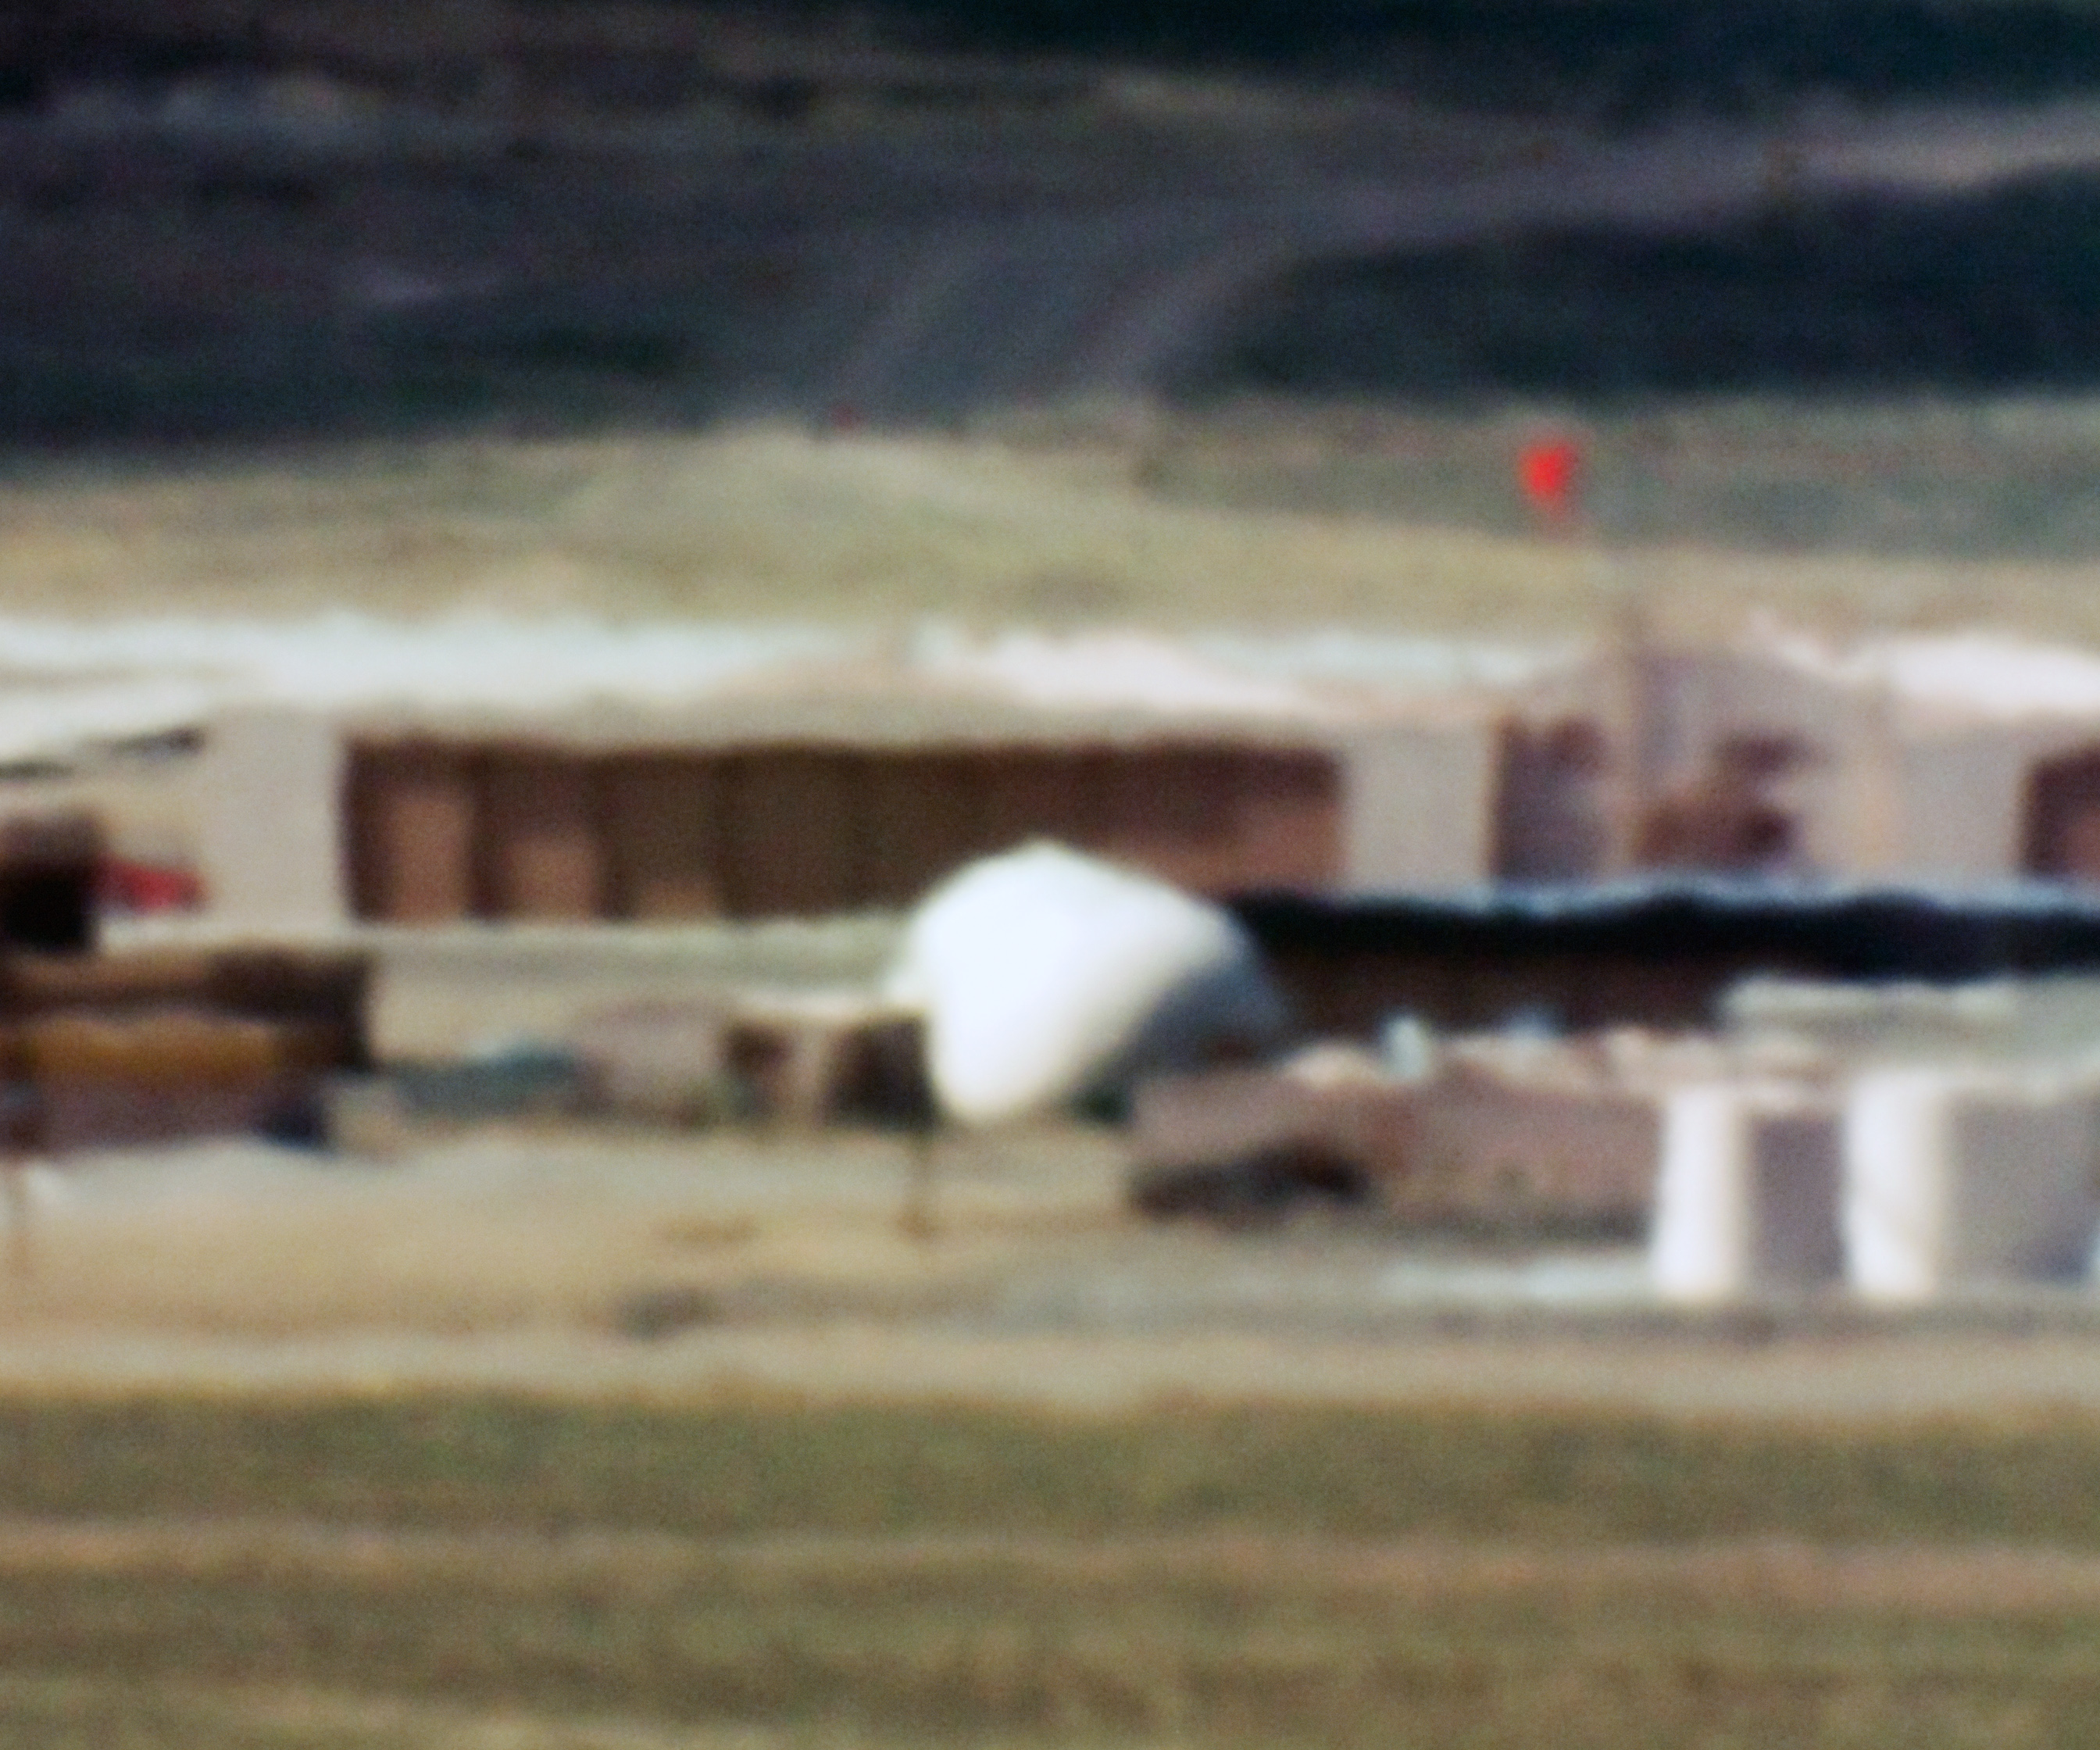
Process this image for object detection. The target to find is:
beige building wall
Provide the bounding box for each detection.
[1634,648,1880,876]
[200,708,348,929]
[1889,728,2035,880]
[1338,720,1498,892]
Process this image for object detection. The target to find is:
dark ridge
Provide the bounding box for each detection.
[1233,878,2100,1032]
[777,0,2100,116]
[12,3,2100,120]
[1199,171,2100,403]
[1236,880,2100,980]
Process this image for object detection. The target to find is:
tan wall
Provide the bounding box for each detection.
[1341,720,1498,891]
[201,709,346,928]
[1634,648,1878,877]
[1402,1074,1659,1226]
[1507,646,1925,880]
[1891,728,2034,880]
[289,654,2100,930]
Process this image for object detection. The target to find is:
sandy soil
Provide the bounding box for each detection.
[0,1120,2097,1419]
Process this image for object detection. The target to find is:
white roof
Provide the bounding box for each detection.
[27,610,2100,765]
[0,616,1555,764]
[1772,629,2100,724]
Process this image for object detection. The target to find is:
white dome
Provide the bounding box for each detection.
[885,841,1284,1125]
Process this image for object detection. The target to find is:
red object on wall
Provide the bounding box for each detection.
[1517,439,1583,523]
[98,859,203,913]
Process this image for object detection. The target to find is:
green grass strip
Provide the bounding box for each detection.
[1,1392,2098,1547]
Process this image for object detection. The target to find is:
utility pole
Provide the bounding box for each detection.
[1520,431,1652,873]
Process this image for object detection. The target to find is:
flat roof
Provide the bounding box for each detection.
[0,617,1545,762]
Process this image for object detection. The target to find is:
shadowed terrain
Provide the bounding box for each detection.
[12,7,2100,441]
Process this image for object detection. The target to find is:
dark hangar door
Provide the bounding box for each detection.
[2025,749,2100,882]
[346,741,1341,920]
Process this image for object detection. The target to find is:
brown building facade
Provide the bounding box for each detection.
[342,738,1345,923]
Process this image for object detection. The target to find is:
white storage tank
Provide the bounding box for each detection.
[1844,1066,2100,1301]
[1650,1079,1844,1303]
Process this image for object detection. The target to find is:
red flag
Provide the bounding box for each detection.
[1517,439,1582,523]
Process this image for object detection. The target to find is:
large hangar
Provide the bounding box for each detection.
[183,627,2100,928]
[8,620,2100,929]
[194,634,1509,928]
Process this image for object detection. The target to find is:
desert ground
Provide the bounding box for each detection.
[5,400,2100,1745]
[6,407,2100,1746]
[12,24,2100,1741]
[0,1101,2095,1747]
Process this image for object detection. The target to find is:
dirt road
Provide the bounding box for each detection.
[0,1122,2095,1420]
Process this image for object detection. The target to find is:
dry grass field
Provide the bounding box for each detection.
[2,1384,2100,1746]
[4,409,2100,644]
[0,1124,2093,1745]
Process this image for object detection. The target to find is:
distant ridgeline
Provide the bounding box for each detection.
[12,3,2100,445]
[1234,880,2100,1034]
[1200,173,2100,402]
[806,0,2100,116]
[10,2,2100,120]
